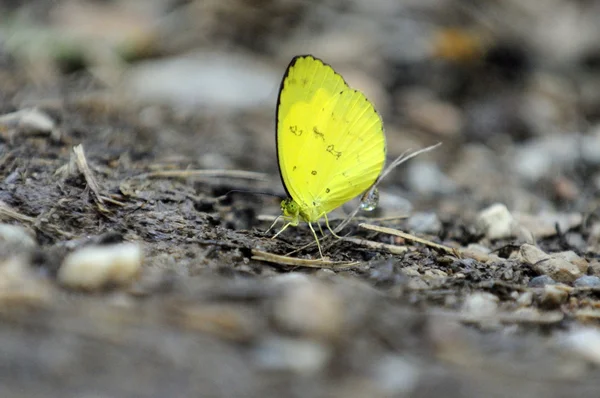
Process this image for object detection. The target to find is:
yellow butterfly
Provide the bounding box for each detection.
[272,55,386,257]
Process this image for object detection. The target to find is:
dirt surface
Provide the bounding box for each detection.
[2,1,600,397]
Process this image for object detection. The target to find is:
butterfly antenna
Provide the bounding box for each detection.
[266,216,284,235]
[333,142,442,234]
[215,189,285,202]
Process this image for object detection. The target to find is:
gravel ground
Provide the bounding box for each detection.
[2,1,600,397]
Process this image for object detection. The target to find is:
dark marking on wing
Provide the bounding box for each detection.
[326,144,342,160]
[290,125,303,136]
[313,127,325,141]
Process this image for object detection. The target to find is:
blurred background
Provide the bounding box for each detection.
[4,2,600,397]
[2,0,600,220]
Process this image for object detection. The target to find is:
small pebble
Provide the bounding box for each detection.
[564,328,600,365]
[372,355,420,395]
[589,260,600,276]
[573,275,600,288]
[516,291,533,306]
[178,303,260,342]
[401,266,421,277]
[271,275,343,339]
[513,134,582,181]
[518,244,583,283]
[461,292,498,318]
[58,243,143,290]
[423,269,447,279]
[407,212,442,234]
[254,337,331,374]
[513,211,582,239]
[0,108,57,135]
[528,275,557,287]
[538,285,569,308]
[0,256,53,307]
[0,224,37,251]
[554,251,589,274]
[475,203,516,240]
[405,161,456,195]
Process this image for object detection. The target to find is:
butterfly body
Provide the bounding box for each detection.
[274,55,386,256]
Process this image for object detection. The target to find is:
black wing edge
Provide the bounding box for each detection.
[275,55,383,195]
[275,54,319,198]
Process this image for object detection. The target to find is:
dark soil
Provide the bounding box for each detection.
[2,1,600,397]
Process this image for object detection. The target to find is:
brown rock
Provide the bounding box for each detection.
[518,244,583,283]
[554,251,589,274]
[271,275,343,340]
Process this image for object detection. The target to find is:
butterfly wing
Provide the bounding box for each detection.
[277,55,385,221]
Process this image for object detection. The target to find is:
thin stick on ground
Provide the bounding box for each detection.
[251,249,359,269]
[136,169,268,181]
[0,201,74,238]
[73,144,108,212]
[359,223,458,255]
[341,236,409,254]
[0,200,36,223]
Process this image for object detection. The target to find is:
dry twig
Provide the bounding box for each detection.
[137,169,268,181]
[73,144,108,212]
[251,249,359,269]
[360,223,457,255]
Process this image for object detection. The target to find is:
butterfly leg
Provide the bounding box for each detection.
[265,215,283,234]
[272,221,292,239]
[307,221,324,259]
[324,213,342,239]
[317,221,326,237]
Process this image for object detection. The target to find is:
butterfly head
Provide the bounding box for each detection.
[281,198,300,226]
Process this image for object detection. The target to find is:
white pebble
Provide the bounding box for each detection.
[475,203,516,240]
[59,243,143,290]
[461,292,499,318]
[0,108,56,134]
[564,328,600,365]
[372,355,420,395]
[254,337,331,375]
[0,224,37,250]
[271,275,343,339]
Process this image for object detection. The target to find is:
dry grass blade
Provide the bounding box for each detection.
[73,144,108,212]
[251,249,359,269]
[359,223,457,255]
[341,237,408,254]
[138,169,268,181]
[0,201,36,223]
[98,196,126,207]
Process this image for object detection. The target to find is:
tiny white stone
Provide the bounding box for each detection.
[373,355,420,395]
[476,203,516,240]
[461,292,499,318]
[271,275,343,339]
[564,328,600,365]
[59,243,143,290]
[0,224,37,249]
[254,337,331,375]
